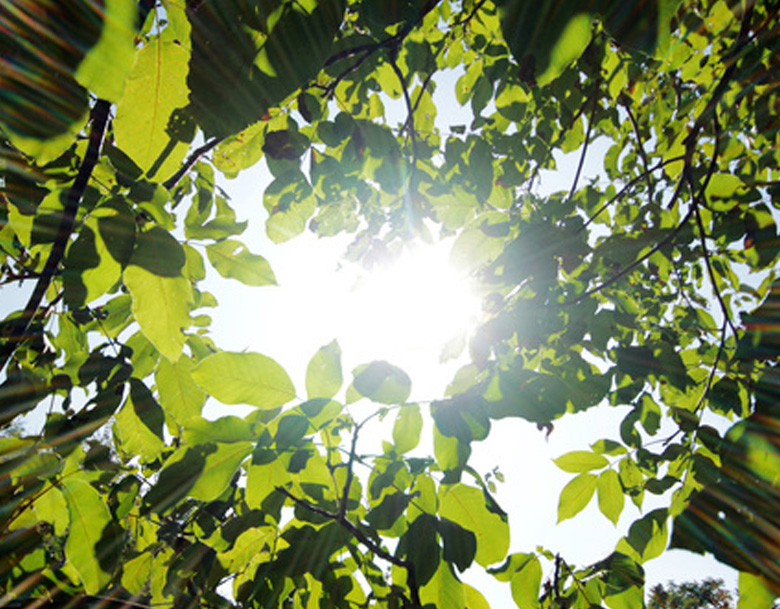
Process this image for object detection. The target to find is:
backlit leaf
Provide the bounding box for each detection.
[206,240,277,286]
[554,451,609,473]
[598,469,625,525]
[306,340,342,400]
[124,266,191,362]
[155,356,206,425]
[738,572,777,609]
[61,478,114,594]
[192,352,296,409]
[74,0,137,102]
[114,36,191,179]
[393,403,423,454]
[352,361,411,404]
[557,473,597,523]
[439,483,509,567]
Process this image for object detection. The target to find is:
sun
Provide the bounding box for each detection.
[332,239,482,391]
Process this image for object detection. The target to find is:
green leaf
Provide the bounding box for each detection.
[705,173,744,198]
[188,442,252,501]
[598,469,624,525]
[554,451,609,473]
[557,473,597,523]
[114,36,191,179]
[155,356,206,425]
[738,572,777,609]
[365,492,412,531]
[122,553,153,595]
[393,403,423,454]
[419,562,466,609]
[439,484,509,567]
[617,509,668,563]
[74,0,137,102]
[124,266,191,362]
[144,442,251,511]
[206,239,277,286]
[591,439,628,456]
[305,340,343,400]
[246,456,290,509]
[182,415,255,444]
[511,555,542,609]
[114,392,165,463]
[32,486,69,537]
[352,361,411,404]
[438,518,477,573]
[192,351,296,409]
[61,478,114,594]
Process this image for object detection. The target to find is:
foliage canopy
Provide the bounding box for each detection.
[1,0,780,607]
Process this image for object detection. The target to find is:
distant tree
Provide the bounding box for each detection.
[649,579,734,609]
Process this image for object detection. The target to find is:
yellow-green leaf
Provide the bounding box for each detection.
[155,356,205,425]
[114,37,191,179]
[60,478,114,594]
[510,555,542,609]
[738,572,778,609]
[74,0,137,102]
[124,266,191,362]
[439,484,509,567]
[114,396,165,462]
[554,450,609,473]
[393,403,423,454]
[188,442,252,501]
[305,340,342,400]
[598,469,624,525]
[705,173,744,198]
[557,473,597,523]
[192,351,296,409]
[206,240,277,286]
[246,458,290,508]
[419,562,466,609]
[122,553,153,595]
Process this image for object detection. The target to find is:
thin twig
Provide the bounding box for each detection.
[624,102,654,203]
[688,117,738,337]
[579,155,686,232]
[451,0,490,26]
[389,57,418,162]
[566,208,695,306]
[338,425,360,519]
[693,319,729,413]
[275,486,421,607]
[322,0,441,97]
[692,196,737,337]
[566,99,596,202]
[0,99,111,376]
[162,136,224,191]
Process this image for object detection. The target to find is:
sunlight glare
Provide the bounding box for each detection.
[335,240,482,375]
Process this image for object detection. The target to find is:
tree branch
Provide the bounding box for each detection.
[693,319,729,413]
[162,136,224,191]
[623,102,654,203]
[275,485,422,608]
[566,207,695,306]
[579,155,686,232]
[338,425,360,519]
[0,99,111,376]
[389,57,418,162]
[321,0,441,97]
[566,98,596,202]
